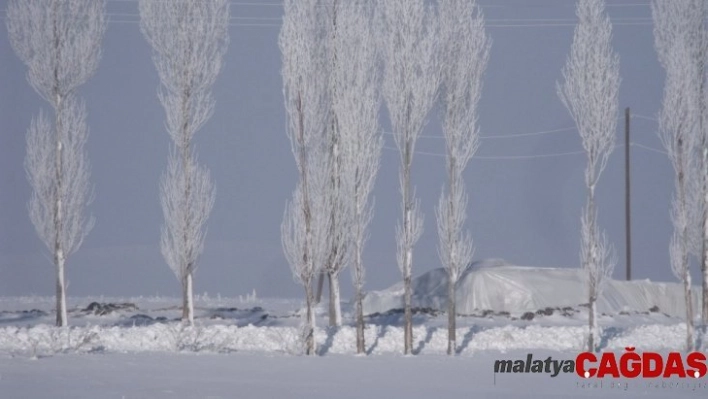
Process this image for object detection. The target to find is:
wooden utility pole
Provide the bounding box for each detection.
[625,107,632,281]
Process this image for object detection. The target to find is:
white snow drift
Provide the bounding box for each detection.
[0,294,703,357]
[0,321,699,357]
[362,259,701,317]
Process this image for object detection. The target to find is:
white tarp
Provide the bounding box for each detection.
[362,259,700,317]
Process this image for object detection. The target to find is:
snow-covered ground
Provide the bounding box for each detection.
[0,294,703,356]
[2,350,706,398]
[0,294,705,398]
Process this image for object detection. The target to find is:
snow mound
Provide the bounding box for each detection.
[362,260,701,317]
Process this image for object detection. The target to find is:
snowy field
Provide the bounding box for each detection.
[2,351,706,398]
[0,295,706,397]
[0,295,704,356]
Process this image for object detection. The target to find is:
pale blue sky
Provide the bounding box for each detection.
[0,0,682,299]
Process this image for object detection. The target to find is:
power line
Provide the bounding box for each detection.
[630,142,667,155]
[109,20,280,27]
[382,126,577,140]
[475,149,587,160]
[104,0,285,6]
[485,17,652,22]
[382,145,586,160]
[382,141,666,161]
[480,1,651,7]
[383,146,445,158]
[0,16,281,27]
[5,19,650,28]
[485,22,651,28]
[101,0,651,8]
[98,12,282,21]
[78,12,654,24]
[385,121,644,141]
[631,113,658,122]
[0,10,657,29]
[481,126,577,139]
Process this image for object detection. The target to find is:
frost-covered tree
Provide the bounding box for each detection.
[698,9,708,336]
[158,148,215,326]
[282,152,332,355]
[313,0,372,329]
[7,0,105,327]
[320,0,350,327]
[436,0,490,356]
[697,3,708,334]
[332,0,382,352]
[558,0,619,352]
[279,0,331,355]
[664,0,708,335]
[140,0,229,326]
[652,0,704,352]
[377,0,440,355]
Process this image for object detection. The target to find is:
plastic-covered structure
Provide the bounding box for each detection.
[362,259,699,318]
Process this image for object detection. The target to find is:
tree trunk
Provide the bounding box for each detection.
[685,274,695,352]
[702,200,708,335]
[702,143,708,328]
[703,260,708,327]
[182,272,194,326]
[586,188,597,353]
[404,274,413,354]
[54,91,66,328]
[181,275,188,323]
[315,270,325,304]
[356,287,365,354]
[588,296,596,352]
[702,206,708,326]
[328,271,342,327]
[305,283,315,355]
[401,141,415,355]
[55,255,67,327]
[447,273,456,355]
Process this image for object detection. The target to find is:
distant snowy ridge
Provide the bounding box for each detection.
[362,259,701,318]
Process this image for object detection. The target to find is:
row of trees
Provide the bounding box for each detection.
[279,0,491,356]
[5,0,706,355]
[7,0,229,327]
[280,0,708,356]
[279,0,490,355]
[652,0,708,352]
[559,0,708,355]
